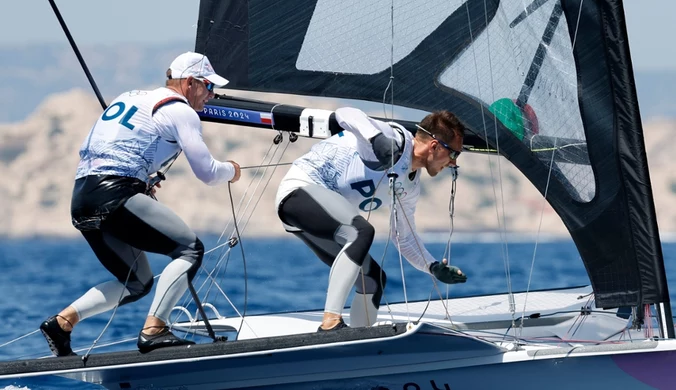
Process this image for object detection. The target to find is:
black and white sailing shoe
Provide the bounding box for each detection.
[40,315,76,357]
[137,327,195,353]
[317,318,349,332]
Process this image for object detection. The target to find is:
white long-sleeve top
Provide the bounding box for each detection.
[276,107,437,273]
[76,87,235,185]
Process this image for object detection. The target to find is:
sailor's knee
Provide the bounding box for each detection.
[121,278,154,305]
[341,217,375,266]
[186,237,204,280]
[352,216,375,243]
[194,237,204,267]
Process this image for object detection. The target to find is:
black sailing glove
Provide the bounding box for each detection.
[429,260,467,284]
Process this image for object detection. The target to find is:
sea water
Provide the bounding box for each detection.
[0,236,674,389]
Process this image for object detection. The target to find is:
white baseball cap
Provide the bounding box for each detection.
[169,51,229,87]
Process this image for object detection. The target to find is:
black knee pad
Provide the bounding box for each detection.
[120,277,154,306]
[355,262,386,308]
[345,216,375,266]
[372,270,386,308]
[187,238,204,281]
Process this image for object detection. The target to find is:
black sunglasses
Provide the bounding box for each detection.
[416,125,462,160]
[194,77,214,92]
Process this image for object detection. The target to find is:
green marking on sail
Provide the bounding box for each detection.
[489,98,525,140]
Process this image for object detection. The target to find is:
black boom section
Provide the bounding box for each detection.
[199,94,588,165]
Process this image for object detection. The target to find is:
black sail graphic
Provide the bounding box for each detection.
[196,0,669,309]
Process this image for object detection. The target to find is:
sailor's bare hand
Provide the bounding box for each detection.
[229,160,241,183]
[150,182,161,195]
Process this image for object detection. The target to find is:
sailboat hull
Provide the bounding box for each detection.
[0,286,673,389]
[52,325,676,390]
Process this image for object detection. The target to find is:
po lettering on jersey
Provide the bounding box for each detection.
[293,121,417,213]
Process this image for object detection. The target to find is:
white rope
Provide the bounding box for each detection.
[571,0,585,49]
[173,136,291,330]
[519,137,558,333]
[464,1,515,324]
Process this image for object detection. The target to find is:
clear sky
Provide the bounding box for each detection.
[0,0,673,71]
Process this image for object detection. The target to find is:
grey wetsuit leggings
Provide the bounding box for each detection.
[71,193,203,324]
[278,184,386,326]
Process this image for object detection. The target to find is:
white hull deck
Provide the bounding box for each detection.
[186,285,637,344]
[1,286,673,389]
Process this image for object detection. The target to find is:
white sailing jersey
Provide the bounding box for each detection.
[276,107,437,273]
[76,87,235,185]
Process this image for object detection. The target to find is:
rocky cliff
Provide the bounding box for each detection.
[1,89,675,239]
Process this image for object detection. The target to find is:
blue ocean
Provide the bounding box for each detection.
[0,236,675,390]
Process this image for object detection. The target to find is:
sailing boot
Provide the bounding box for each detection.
[40,315,76,357]
[317,318,349,332]
[137,327,195,353]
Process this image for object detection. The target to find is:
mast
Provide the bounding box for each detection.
[47,0,107,110]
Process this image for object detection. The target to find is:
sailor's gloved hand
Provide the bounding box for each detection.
[429,259,467,284]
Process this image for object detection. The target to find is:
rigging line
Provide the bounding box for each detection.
[393,194,454,323]
[198,267,259,338]
[379,3,398,328]
[227,181,249,338]
[369,0,398,318]
[181,178,248,341]
[177,138,283,318]
[391,192,412,326]
[377,215,397,323]
[192,137,291,324]
[213,140,280,245]
[483,0,514,320]
[83,247,143,362]
[0,329,40,349]
[443,172,458,304]
[195,241,236,321]
[470,142,587,154]
[519,137,558,332]
[443,174,457,263]
[48,0,107,110]
[226,138,287,237]
[382,2,401,326]
[211,141,287,297]
[240,162,292,170]
[199,138,280,279]
[381,0,396,122]
[571,0,585,49]
[176,179,259,323]
[191,250,233,318]
[238,140,292,233]
[463,1,515,320]
[362,172,405,323]
[360,170,432,325]
[517,1,573,336]
[415,287,437,324]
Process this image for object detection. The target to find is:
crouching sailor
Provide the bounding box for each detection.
[40,52,240,356]
[275,107,468,331]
